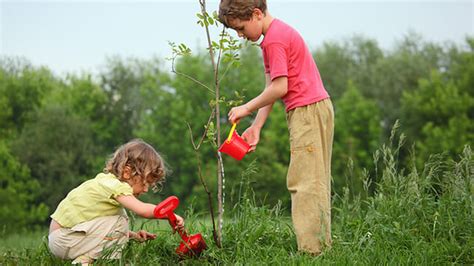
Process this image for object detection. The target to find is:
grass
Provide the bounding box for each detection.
[0,230,46,252]
[1,137,472,265]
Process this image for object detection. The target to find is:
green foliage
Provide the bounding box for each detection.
[196,11,217,28]
[98,56,168,148]
[373,33,447,130]
[333,83,382,196]
[317,33,451,137]
[316,36,383,100]
[11,105,97,210]
[136,52,216,207]
[0,141,48,230]
[0,57,56,140]
[332,138,473,264]
[401,70,474,164]
[168,41,192,59]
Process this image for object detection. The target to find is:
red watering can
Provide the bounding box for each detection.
[154,196,207,257]
[218,123,250,161]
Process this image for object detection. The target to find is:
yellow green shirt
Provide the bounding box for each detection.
[51,173,133,228]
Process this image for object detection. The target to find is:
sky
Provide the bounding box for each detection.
[1,0,473,76]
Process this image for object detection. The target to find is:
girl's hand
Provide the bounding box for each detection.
[130,230,156,242]
[173,214,185,232]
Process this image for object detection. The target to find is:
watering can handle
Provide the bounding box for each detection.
[168,212,188,240]
[226,123,237,143]
[153,196,188,240]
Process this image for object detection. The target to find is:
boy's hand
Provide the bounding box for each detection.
[242,125,261,152]
[173,214,185,233]
[130,230,156,242]
[228,104,252,124]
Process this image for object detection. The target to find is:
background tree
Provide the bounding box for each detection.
[12,106,97,210]
[0,58,55,140]
[0,140,49,230]
[401,69,474,166]
[332,82,382,196]
[317,34,449,137]
[98,57,169,150]
[135,53,213,206]
[374,33,447,135]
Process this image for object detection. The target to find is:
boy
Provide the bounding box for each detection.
[219,0,334,255]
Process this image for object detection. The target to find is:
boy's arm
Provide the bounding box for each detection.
[241,106,273,153]
[247,75,287,113]
[240,74,274,151]
[228,75,287,123]
[252,104,273,128]
[251,74,275,128]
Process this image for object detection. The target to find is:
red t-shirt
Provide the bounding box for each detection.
[261,19,329,112]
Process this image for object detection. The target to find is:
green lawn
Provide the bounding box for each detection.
[0,230,46,252]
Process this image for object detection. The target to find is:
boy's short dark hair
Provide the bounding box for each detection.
[218,0,267,28]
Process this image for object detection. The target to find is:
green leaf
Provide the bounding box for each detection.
[208,17,214,25]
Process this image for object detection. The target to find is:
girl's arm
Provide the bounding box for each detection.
[129,230,156,242]
[116,194,156,218]
[115,195,185,230]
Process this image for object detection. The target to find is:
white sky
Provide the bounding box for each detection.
[1,0,473,76]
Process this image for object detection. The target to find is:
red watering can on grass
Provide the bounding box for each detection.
[154,196,207,257]
[218,123,251,161]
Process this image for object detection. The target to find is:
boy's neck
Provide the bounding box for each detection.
[262,12,274,35]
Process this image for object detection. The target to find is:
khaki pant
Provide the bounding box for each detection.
[48,215,129,263]
[286,98,334,255]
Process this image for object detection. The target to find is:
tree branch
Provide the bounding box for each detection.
[171,56,215,95]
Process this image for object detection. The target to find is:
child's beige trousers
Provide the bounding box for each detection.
[48,215,129,264]
[286,98,334,255]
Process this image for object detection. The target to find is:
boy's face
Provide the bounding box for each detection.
[227,9,264,42]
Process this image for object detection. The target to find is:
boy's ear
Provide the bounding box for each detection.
[253,8,264,19]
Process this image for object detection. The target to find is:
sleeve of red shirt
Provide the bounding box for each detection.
[263,43,288,80]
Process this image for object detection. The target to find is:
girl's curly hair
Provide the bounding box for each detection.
[104,139,168,192]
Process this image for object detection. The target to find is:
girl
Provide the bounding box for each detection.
[48,139,184,264]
